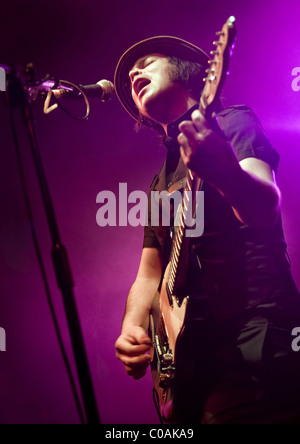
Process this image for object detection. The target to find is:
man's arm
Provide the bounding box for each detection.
[115,247,162,379]
[228,157,281,229]
[178,109,281,229]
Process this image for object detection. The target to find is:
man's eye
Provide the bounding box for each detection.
[144,59,155,67]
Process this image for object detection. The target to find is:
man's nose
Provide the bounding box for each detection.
[129,67,142,83]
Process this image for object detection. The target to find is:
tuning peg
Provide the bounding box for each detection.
[213,40,222,46]
[208,60,217,65]
[216,31,225,36]
[210,50,219,55]
[203,75,217,83]
[228,16,236,25]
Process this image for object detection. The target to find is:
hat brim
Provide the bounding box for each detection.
[114,36,210,121]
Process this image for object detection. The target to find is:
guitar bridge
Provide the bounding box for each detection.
[154,334,175,389]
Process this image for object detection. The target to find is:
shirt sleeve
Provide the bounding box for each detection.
[143,226,160,248]
[143,175,161,249]
[217,105,280,172]
[143,194,160,248]
[142,173,171,250]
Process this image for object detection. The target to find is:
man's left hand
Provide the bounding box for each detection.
[178,109,240,191]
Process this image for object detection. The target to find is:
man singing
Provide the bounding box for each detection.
[114,35,300,424]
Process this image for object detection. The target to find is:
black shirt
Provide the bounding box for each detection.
[143,105,300,321]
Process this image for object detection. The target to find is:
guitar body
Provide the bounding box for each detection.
[156,263,188,356]
[150,263,211,423]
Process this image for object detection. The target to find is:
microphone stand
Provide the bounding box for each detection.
[7,70,100,424]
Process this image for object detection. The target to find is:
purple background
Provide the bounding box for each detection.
[0,0,299,424]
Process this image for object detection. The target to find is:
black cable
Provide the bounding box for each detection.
[6,83,86,425]
[52,80,90,121]
[152,387,164,425]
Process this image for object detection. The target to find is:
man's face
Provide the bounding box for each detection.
[129,54,189,124]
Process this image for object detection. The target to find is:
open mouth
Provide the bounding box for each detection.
[134,78,151,96]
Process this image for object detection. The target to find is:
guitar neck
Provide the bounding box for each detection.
[165,16,236,303]
[167,169,200,299]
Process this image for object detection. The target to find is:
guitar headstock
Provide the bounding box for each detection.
[200,16,237,116]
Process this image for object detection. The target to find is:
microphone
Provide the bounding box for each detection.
[52,79,115,102]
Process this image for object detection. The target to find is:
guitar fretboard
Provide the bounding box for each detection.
[164,15,236,307]
[166,169,196,303]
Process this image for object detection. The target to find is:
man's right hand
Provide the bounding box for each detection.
[115,326,153,380]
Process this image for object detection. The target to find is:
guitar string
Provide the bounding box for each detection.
[168,169,194,295]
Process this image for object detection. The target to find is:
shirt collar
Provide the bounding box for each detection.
[163,104,199,151]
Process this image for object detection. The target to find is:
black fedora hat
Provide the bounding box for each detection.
[114,36,210,120]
